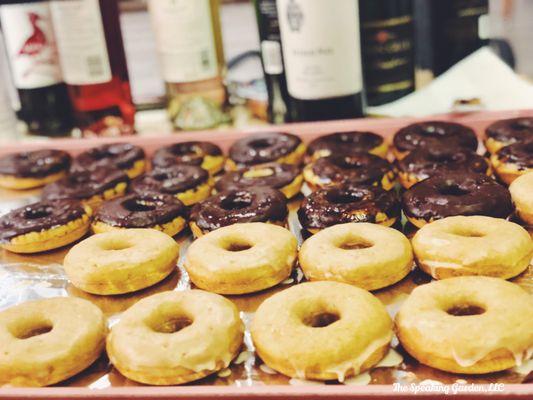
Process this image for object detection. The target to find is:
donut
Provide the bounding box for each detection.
[227,132,306,170]
[0,199,92,254]
[130,165,212,206]
[303,153,396,191]
[107,290,244,385]
[307,131,388,160]
[510,172,533,225]
[92,193,187,237]
[151,141,225,175]
[485,117,533,154]
[215,163,303,199]
[402,172,513,228]
[73,143,146,179]
[396,146,491,189]
[64,229,180,295]
[42,166,129,209]
[184,223,297,295]
[0,149,71,190]
[299,223,413,290]
[393,121,478,159]
[0,297,105,387]
[490,139,533,185]
[298,184,400,233]
[396,276,533,374]
[251,281,393,381]
[412,216,532,280]
[189,187,288,237]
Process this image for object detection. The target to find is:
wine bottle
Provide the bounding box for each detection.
[359,0,415,106]
[0,1,73,137]
[0,31,18,140]
[254,0,291,124]
[148,0,228,131]
[50,0,135,136]
[276,0,364,122]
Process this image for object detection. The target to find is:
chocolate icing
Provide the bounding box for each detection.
[496,139,533,170]
[397,146,489,180]
[394,121,478,153]
[229,132,302,166]
[298,184,400,231]
[307,131,384,158]
[215,163,300,192]
[486,117,533,144]
[131,165,209,195]
[152,141,223,169]
[402,172,513,221]
[95,193,186,228]
[42,166,129,201]
[73,143,145,171]
[190,187,288,232]
[0,199,86,242]
[0,149,71,178]
[310,153,394,186]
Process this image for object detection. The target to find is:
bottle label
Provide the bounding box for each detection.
[0,3,62,89]
[361,15,414,95]
[277,0,362,100]
[261,40,283,75]
[50,0,112,85]
[149,0,218,83]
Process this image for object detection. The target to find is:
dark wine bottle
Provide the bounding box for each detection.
[359,0,415,106]
[0,1,73,137]
[50,0,135,137]
[276,0,364,122]
[254,0,291,124]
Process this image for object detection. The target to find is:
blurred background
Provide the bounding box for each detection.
[1,0,532,141]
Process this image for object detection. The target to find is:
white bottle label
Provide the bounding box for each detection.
[261,40,284,75]
[277,0,363,100]
[50,0,112,85]
[0,3,62,89]
[148,0,218,83]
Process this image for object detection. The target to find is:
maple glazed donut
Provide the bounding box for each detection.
[485,117,533,154]
[393,121,478,159]
[106,290,244,385]
[303,153,396,191]
[92,193,187,237]
[151,141,225,175]
[490,138,533,185]
[0,149,71,190]
[299,223,413,291]
[297,184,400,233]
[0,297,106,387]
[215,163,303,199]
[227,132,306,170]
[509,172,533,225]
[307,131,388,160]
[0,199,92,254]
[396,276,533,374]
[130,165,212,206]
[184,223,297,295]
[412,216,532,280]
[251,281,393,381]
[64,229,180,295]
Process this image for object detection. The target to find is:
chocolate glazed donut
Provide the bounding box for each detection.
[73,143,146,178]
[307,131,387,160]
[0,150,71,179]
[304,153,396,191]
[228,132,304,169]
[402,172,513,228]
[189,187,288,236]
[485,117,533,153]
[152,141,223,171]
[396,146,491,188]
[393,121,478,158]
[491,139,533,185]
[298,184,401,233]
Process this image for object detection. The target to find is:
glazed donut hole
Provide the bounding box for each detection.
[99,237,135,252]
[325,188,365,205]
[219,191,254,211]
[333,233,374,251]
[121,197,159,213]
[144,306,194,334]
[436,181,471,197]
[8,315,54,340]
[218,234,254,252]
[294,301,342,329]
[436,294,487,317]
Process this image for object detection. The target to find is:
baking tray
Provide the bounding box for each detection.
[0,110,532,399]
